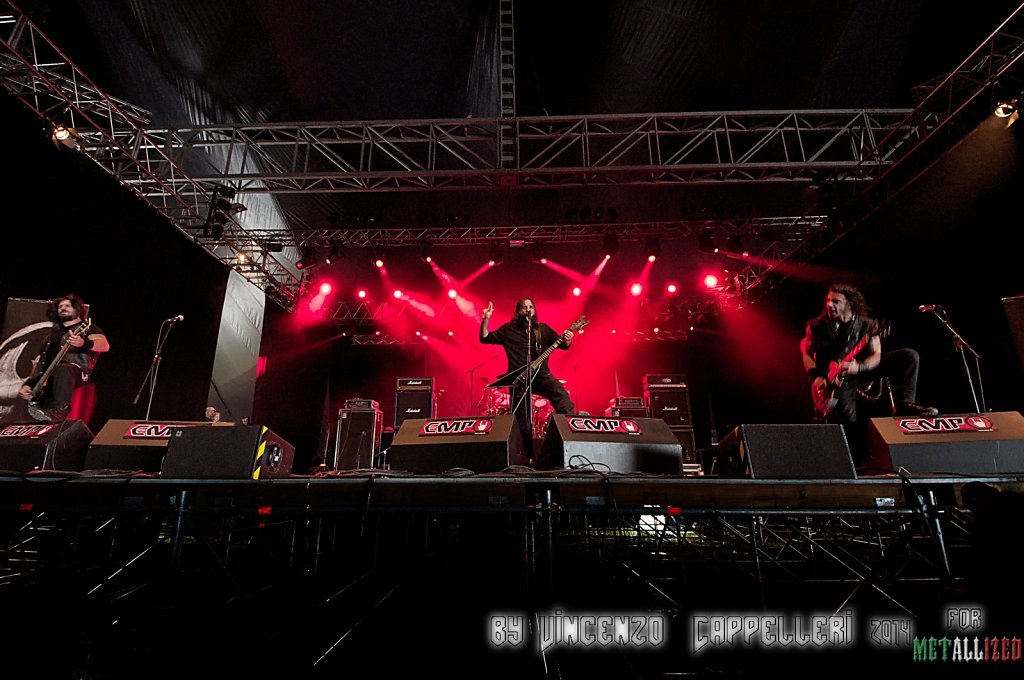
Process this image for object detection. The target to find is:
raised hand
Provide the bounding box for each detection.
[482,301,494,319]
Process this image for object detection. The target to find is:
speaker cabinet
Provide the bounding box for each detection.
[718,424,856,479]
[541,415,682,473]
[645,388,692,428]
[867,412,1024,475]
[334,408,383,469]
[670,427,700,469]
[0,420,93,472]
[84,420,220,472]
[388,415,525,473]
[161,425,295,479]
[394,390,433,430]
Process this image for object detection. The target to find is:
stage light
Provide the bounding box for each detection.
[703,273,719,289]
[393,289,403,299]
[644,238,661,262]
[630,283,643,296]
[530,242,545,263]
[995,98,1018,117]
[357,289,367,299]
[572,286,582,297]
[447,331,454,337]
[727,235,748,257]
[296,247,318,271]
[319,282,333,295]
[373,246,385,268]
[489,242,504,266]
[448,289,457,299]
[324,244,341,264]
[51,124,80,150]
[667,283,678,294]
[602,230,619,258]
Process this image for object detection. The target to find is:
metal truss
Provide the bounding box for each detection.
[735,4,1024,300]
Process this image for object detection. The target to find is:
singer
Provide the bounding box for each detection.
[800,284,936,460]
[18,293,110,422]
[480,297,575,459]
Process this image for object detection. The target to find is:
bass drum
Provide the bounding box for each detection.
[485,387,511,415]
[532,397,555,439]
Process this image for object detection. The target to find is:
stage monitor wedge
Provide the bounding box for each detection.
[161,425,295,479]
[388,415,525,474]
[0,420,93,472]
[867,412,1024,475]
[718,424,856,479]
[541,415,682,473]
[84,419,224,472]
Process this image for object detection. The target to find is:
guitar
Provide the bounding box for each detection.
[487,315,589,391]
[811,319,887,419]
[27,319,92,422]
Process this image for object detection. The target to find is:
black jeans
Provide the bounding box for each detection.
[36,362,85,418]
[510,372,574,462]
[827,348,921,425]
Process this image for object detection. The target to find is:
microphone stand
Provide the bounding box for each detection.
[466,358,491,415]
[927,307,985,413]
[525,316,534,441]
[132,318,180,420]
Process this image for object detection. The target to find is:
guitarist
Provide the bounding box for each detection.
[18,294,110,422]
[800,284,937,430]
[480,297,575,456]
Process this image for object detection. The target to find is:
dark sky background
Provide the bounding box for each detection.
[3,1,1024,469]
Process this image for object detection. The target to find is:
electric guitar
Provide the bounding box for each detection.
[487,315,589,391]
[27,319,92,422]
[811,320,887,419]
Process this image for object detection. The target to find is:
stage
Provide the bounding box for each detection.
[2,467,1022,678]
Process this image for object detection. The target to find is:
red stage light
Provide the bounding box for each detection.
[393,289,403,299]
[357,289,367,299]
[319,282,332,295]
[630,283,643,296]
[447,330,454,336]
[647,254,657,263]
[703,274,719,289]
[488,260,496,267]
[448,289,457,299]
[667,283,677,294]
[374,258,384,268]
[572,287,582,297]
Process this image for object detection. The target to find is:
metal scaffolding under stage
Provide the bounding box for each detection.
[2,473,1017,677]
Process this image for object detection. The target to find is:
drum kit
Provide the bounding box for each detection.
[480,384,560,438]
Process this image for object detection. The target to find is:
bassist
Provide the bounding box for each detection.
[480,297,575,457]
[18,293,110,422]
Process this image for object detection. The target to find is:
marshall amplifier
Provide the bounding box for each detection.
[605,396,649,419]
[642,374,687,390]
[645,388,692,429]
[396,377,433,391]
[395,377,434,430]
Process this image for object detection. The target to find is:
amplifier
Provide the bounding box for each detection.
[397,377,433,391]
[605,406,650,418]
[643,374,687,390]
[335,408,383,469]
[610,396,645,408]
[646,388,692,428]
[345,398,380,410]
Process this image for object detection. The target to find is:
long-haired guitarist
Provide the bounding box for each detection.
[800,284,936,427]
[480,297,576,453]
[18,293,110,422]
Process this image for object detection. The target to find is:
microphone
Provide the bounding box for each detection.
[918,305,937,313]
[165,314,185,322]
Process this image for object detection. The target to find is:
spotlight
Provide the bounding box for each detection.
[373,246,385,268]
[644,238,661,262]
[530,242,546,263]
[296,246,319,270]
[602,230,619,258]
[995,99,1018,118]
[727,235,748,257]
[324,244,341,264]
[51,124,80,150]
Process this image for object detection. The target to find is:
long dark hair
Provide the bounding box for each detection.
[827,284,869,317]
[509,297,539,326]
[46,293,87,324]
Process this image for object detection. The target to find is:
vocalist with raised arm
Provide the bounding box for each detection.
[480,297,576,459]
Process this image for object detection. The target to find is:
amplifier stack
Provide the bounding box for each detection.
[643,374,698,472]
[394,377,434,430]
[334,401,383,470]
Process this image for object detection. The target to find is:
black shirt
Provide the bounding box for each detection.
[37,320,104,377]
[482,320,563,375]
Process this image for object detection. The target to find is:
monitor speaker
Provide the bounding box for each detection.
[387,415,525,473]
[0,420,93,472]
[540,415,682,473]
[161,425,295,479]
[718,424,856,479]
[866,412,1024,475]
[84,420,218,472]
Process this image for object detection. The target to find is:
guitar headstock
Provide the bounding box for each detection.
[570,315,590,332]
[73,319,93,336]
